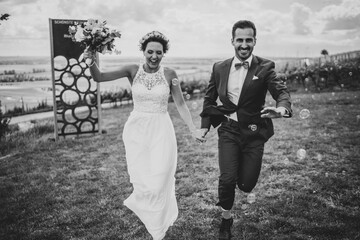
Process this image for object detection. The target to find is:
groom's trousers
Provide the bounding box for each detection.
[216,118,264,210]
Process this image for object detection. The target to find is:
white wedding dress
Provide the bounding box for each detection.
[122,65,178,240]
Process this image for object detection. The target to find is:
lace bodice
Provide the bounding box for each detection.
[132,65,170,113]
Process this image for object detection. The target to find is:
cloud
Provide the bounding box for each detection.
[291,3,312,35]
[57,0,169,24]
[325,15,360,31]
[0,0,359,57]
[0,0,38,4]
[321,0,360,31]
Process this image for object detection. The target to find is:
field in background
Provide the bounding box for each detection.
[0,90,359,239]
[0,55,296,112]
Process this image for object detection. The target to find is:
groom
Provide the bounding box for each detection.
[200,20,292,240]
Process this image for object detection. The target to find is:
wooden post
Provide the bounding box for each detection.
[49,18,59,141]
[96,55,102,134]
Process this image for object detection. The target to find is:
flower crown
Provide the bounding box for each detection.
[139,31,169,50]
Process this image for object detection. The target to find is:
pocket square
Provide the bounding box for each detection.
[252,76,259,80]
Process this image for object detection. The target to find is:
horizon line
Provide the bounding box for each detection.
[0,55,310,60]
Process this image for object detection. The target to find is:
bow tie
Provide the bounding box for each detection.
[235,61,249,70]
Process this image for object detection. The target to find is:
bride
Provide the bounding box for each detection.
[84,31,205,240]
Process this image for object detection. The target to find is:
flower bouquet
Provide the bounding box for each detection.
[68,19,121,66]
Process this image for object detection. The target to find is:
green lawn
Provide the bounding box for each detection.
[1,91,360,240]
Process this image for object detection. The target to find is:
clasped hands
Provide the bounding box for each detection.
[191,129,208,144]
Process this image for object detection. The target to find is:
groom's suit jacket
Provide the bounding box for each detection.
[200,55,292,145]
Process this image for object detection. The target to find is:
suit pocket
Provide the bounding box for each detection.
[239,120,268,142]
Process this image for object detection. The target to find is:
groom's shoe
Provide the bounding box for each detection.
[219,217,233,240]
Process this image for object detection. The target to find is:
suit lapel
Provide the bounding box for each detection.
[219,58,235,107]
[238,56,259,105]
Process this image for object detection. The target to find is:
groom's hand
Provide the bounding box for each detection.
[261,106,286,118]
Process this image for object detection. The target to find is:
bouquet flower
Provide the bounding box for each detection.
[68,19,121,66]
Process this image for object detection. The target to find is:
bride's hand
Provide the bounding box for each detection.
[83,48,96,66]
[191,129,207,143]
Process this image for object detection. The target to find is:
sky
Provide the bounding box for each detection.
[0,0,359,58]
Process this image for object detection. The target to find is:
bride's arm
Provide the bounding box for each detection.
[89,63,137,83]
[84,50,137,83]
[167,69,197,133]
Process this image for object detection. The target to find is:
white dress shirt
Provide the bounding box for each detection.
[227,55,253,122]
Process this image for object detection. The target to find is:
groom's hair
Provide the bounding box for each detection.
[232,20,257,38]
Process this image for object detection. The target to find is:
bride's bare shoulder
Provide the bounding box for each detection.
[163,67,177,79]
[123,64,140,77]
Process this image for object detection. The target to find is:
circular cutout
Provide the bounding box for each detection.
[64,109,77,123]
[54,70,62,80]
[84,68,91,77]
[60,71,75,87]
[69,58,78,66]
[74,105,91,120]
[54,55,68,71]
[54,84,65,97]
[62,123,78,134]
[71,65,83,75]
[85,92,97,106]
[90,108,98,119]
[89,79,97,91]
[61,89,80,105]
[80,120,95,132]
[80,62,88,69]
[76,77,90,93]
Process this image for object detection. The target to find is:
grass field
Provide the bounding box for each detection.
[0,90,360,240]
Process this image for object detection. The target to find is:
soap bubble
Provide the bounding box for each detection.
[349,72,353,76]
[297,149,307,160]
[247,193,256,204]
[299,109,310,119]
[49,170,57,179]
[185,94,191,100]
[171,78,179,86]
[191,102,198,110]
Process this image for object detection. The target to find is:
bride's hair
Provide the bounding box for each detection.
[139,31,170,53]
